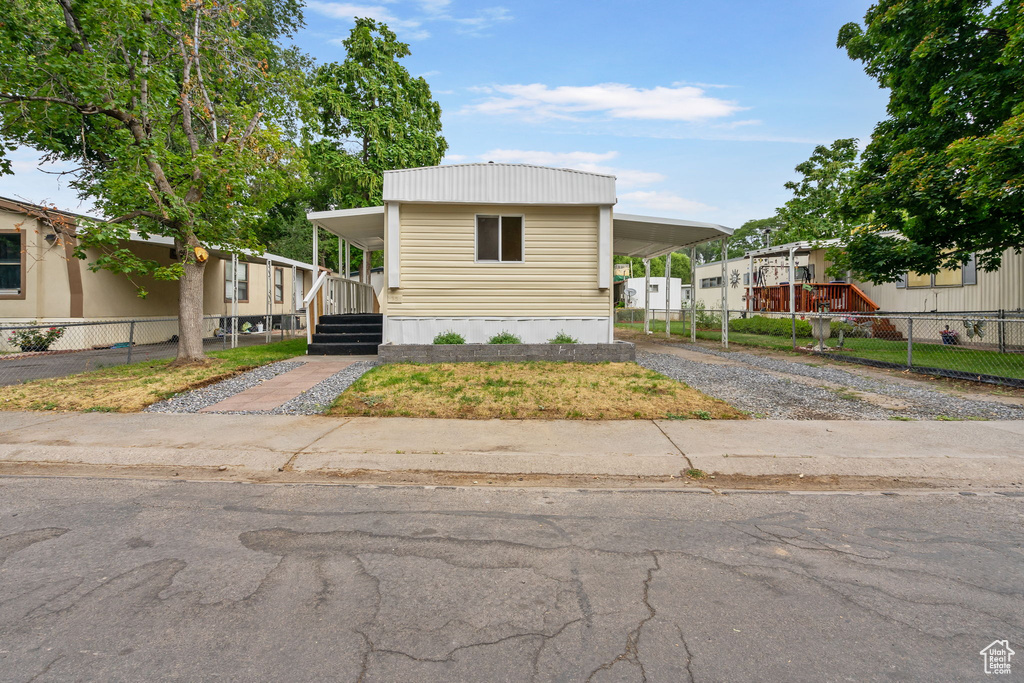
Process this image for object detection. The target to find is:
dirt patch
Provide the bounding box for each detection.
[329,361,747,420]
[0,461,949,491]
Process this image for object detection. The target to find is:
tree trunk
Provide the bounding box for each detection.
[174,256,207,364]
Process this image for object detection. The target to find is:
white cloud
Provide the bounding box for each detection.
[310,2,431,38]
[452,7,511,33]
[465,82,745,122]
[477,149,664,189]
[443,153,469,162]
[618,190,716,214]
[309,1,510,42]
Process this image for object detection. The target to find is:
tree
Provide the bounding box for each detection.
[0,0,305,363]
[308,18,447,210]
[774,138,860,244]
[833,0,1024,282]
[614,253,691,282]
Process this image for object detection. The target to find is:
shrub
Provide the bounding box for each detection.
[694,301,721,329]
[487,331,522,344]
[7,323,65,352]
[433,331,466,345]
[548,331,579,344]
[729,315,812,337]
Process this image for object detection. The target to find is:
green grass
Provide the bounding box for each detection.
[615,322,1024,380]
[0,338,308,412]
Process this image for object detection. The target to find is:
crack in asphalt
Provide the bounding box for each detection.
[585,550,661,682]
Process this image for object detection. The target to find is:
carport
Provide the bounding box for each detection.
[308,206,734,345]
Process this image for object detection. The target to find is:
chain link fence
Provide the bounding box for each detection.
[624,308,1024,387]
[0,314,304,386]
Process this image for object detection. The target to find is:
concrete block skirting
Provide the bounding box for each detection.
[378,342,636,364]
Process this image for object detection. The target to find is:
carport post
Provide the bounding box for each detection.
[265,256,272,343]
[643,258,651,335]
[231,253,238,349]
[788,246,796,349]
[690,247,696,343]
[720,238,728,348]
[665,251,671,338]
[747,253,753,311]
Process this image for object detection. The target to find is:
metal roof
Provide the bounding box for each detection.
[382,163,617,205]
[307,206,385,251]
[612,213,733,258]
[309,206,731,258]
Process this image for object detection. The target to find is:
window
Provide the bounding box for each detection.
[743,273,750,286]
[907,271,932,288]
[649,283,659,293]
[476,215,523,262]
[700,276,723,289]
[225,261,249,302]
[0,232,24,298]
[905,251,977,288]
[273,267,284,303]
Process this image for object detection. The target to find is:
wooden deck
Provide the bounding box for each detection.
[747,283,880,313]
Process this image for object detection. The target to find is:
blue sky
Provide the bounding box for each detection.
[0,0,888,230]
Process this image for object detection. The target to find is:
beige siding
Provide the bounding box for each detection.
[0,219,307,322]
[385,203,610,317]
[856,248,1024,312]
[0,209,77,319]
[693,257,799,311]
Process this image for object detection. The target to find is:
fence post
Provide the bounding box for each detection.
[127,321,135,364]
[998,310,1006,354]
[906,317,913,368]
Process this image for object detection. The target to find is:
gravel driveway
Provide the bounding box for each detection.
[637,344,1024,420]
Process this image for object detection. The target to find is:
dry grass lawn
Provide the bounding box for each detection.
[0,338,307,412]
[329,361,747,420]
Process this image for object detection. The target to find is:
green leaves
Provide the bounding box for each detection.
[835,0,1024,280]
[307,18,447,210]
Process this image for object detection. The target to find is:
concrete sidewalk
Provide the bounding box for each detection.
[1,411,1023,488]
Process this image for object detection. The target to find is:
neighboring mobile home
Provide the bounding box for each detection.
[622,277,691,318]
[0,197,318,349]
[742,240,1024,314]
[307,163,733,346]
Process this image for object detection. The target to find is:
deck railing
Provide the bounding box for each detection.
[303,273,376,344]
[746,283,880,313]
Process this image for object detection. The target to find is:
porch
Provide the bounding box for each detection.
[747,282,879,313]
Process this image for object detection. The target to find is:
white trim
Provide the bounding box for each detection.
[386,202,401,289]
[598,206,611,289]
[474,213,525,263]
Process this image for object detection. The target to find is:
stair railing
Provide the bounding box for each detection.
[303,270,330,345]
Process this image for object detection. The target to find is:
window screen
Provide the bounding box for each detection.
[907,272,931,288]
[274,267,284,303]
[934,266,962,287]
[225,261,249,300]
[963,254,978,286]
[477,215,523,262]
[500,216,522,262]
[477,216,499,261]
[0,233,21,294]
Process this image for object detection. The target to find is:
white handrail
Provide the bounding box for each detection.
[304,271,329,345]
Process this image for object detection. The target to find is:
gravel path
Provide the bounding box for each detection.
[145,361,305,414]
[637,345,1024,421]
[145,360,377,415]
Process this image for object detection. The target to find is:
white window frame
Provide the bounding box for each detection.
[475,214,525,264]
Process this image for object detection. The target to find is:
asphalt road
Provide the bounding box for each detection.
[0,478,1021,682]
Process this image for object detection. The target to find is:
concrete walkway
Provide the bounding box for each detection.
[200,360,356,412]
[1,411,1023,488]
